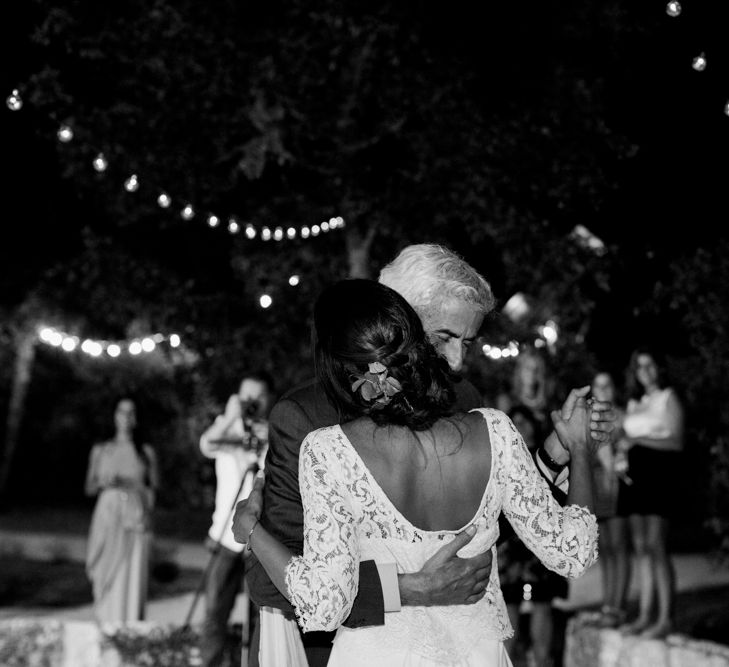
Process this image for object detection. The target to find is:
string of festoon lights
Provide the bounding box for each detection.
[37,325,182,359]
[481,320,559,361]
[664,1,729,115]
[4,88,346,240]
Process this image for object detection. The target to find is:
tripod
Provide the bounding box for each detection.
[183,460,259,631]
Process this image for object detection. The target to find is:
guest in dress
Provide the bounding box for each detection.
[234,279,598,666]
[590,370,630,628]
[616,348,684,638]
[84,397,159,624]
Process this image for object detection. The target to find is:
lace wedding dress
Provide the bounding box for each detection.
[285,408,598,666]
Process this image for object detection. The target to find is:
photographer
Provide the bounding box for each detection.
[199,372,272,667]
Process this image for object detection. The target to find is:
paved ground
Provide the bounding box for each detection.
[3,526,729,627]
[0,529,250,628]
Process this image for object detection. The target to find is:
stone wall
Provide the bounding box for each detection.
[565,611,729,667]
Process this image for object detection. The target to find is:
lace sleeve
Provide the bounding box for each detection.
[284,429,359,632]
[498,413,598,578]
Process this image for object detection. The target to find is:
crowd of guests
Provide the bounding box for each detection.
[489,346,685,665]
[80,243,686,666]
[590,349,685,640]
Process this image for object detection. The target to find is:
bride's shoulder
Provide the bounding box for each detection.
[467,406,511,428]
[466,407,517,453]
[302,424,346,454]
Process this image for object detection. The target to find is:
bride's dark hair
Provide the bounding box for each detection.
[314,279,455,430]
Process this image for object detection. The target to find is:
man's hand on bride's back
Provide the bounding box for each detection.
[397,526,492,606]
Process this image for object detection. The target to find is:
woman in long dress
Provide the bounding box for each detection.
[236,279,598,666]
[84,397,158,624]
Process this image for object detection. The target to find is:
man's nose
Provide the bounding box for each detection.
[444,342,464,372]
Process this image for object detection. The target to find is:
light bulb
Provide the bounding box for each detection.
[57,125,74,142]
[124,174,139,192]
[62,337,78,352]
[665,1,681,17]
[6,89,22,111]
[93,153,108,172]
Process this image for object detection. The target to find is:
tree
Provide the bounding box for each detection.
[22,0,628,282]
[656,242,729,558]
[8,0,651,506]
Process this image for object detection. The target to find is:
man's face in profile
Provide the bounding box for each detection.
[419,299,483,373]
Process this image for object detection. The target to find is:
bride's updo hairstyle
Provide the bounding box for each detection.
[314,279,455,430]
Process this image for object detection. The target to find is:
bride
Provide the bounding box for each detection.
[234,279,598,666]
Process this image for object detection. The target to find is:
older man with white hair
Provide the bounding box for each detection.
[236,243,611,667]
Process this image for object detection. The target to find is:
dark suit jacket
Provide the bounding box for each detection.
[245,375,483,629]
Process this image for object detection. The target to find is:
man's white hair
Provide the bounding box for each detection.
[378,243,495,316]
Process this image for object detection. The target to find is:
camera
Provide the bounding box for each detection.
[240,400,261,419]
[238,400,268,453]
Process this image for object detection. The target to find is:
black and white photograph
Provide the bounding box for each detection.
[2,1,728,665]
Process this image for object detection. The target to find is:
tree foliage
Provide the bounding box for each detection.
[655,242,729,559]
[5,0,680,508]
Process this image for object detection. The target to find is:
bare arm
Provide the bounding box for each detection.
[146,446,160,491]
[84,445,102,497]
[199,395,244,458]
[144,445,159,509]
[624,391,684,452]
[234,474,293,597]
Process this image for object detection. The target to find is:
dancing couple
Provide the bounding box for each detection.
[233,244,607,666]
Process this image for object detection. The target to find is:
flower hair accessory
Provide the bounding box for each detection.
[350,361,402,407]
